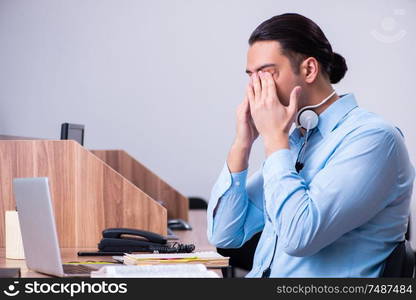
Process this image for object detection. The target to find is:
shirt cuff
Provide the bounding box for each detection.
[229,168,248,190]
[207,162,248,237]
[262,149,296,185]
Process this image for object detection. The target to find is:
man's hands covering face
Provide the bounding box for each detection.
[227,70,301,172]
[247,71,301,157]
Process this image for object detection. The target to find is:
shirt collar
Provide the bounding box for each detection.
[290,93,358,142]
[317,93,358,138]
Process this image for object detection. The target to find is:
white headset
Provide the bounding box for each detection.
[294,90,336,172]
[295,90,336,131]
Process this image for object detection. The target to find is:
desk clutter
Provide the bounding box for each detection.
[97,227,195,254]
[64,251,229,278]
[90,251,229,278]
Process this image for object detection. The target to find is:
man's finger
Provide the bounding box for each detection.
[265,72,278,100]
[251,72,261,102]
[258,71,268,101]
[246,82,255,110]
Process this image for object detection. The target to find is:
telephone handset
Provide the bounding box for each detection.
[98,228,195,253]
[102,228,167,244]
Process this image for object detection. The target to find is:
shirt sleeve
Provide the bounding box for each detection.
[207,162,265,248]
[262,125,414,257]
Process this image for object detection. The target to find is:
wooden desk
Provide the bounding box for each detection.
[0,210,218,277]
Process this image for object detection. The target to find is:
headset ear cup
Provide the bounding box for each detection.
[299,110,319,130]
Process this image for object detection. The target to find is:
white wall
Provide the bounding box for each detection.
[0,0,415,246]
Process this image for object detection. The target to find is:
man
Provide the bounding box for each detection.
[207,13,414,277]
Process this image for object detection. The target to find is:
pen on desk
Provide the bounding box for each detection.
[66,261,117,265]
[77,251,128,256]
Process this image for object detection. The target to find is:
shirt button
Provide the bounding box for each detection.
[235,181,240,186]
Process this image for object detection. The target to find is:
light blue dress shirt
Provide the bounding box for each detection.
[207,94,415,277]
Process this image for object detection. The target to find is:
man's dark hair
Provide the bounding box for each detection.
[249,13,347,84]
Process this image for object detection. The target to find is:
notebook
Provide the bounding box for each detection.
[90,264,219,278]
[123,251,229,268]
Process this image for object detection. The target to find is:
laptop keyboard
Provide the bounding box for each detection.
[63,264,93,274]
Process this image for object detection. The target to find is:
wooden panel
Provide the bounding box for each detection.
[0,140,167,248]
[35,141,77,248]
[91,150,189,221]
[0,135,42,140]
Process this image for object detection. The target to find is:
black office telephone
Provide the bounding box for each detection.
[98,228,195,253]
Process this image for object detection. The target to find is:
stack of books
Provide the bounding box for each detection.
[123,251,229,268]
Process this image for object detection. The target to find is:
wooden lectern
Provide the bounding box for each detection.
[91,150,189,221]
[0,140,167,248]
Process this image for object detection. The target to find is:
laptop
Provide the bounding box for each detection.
[13,177,98,277]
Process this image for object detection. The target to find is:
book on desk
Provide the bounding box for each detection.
[122,251,229,268]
